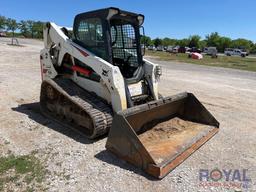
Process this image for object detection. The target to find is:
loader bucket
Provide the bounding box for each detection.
[106,92,219,178]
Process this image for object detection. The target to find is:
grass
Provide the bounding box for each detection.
[146,50,256,72]
[0,154,46,191]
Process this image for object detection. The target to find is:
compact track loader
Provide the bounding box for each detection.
[40,7,219,178]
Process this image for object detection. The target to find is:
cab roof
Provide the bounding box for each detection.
[74,7,145,26]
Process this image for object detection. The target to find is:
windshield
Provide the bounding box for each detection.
[75,18,108,61]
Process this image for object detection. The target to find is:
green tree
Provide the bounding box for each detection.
[205,32,221,47]
[19,20,29,37]
[162,38,177,46]
[153,38,162,47]
[32,21,44,38]
[6,18,18,37]
[141,35,152,46]
[26,20,35,38]
[218,37,232,52]
[188,35,201,48]
[205,33,232,52]
[251,44,256,54]
[177,38,189,47]
[199,40,207,49]
[231,38,254,50]
[0,16,6,31]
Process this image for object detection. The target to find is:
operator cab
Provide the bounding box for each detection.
[73,7,145,83]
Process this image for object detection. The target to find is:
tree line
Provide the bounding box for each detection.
[142,32,256,53]
[0,16,44,39]
[1,15,256,53]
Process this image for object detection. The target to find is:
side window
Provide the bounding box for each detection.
[76,18,107,60]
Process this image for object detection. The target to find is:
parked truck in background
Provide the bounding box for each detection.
[156,45,165,51]
[224,48,248,57]
[204,47,218,58]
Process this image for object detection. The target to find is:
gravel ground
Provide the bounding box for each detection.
[0,38,255,191]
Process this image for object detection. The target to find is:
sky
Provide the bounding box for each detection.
[1,0,256,42]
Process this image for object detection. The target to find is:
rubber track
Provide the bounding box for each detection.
[40,78,113,139]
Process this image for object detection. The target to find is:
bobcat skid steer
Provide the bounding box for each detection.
[40,7,219,178]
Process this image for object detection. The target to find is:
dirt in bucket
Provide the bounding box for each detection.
[138,117,213,164]
[139,117,201,142]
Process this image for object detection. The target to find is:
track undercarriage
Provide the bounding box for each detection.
[40,78,113,139]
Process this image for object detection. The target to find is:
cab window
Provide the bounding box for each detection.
[76,18,107,61]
